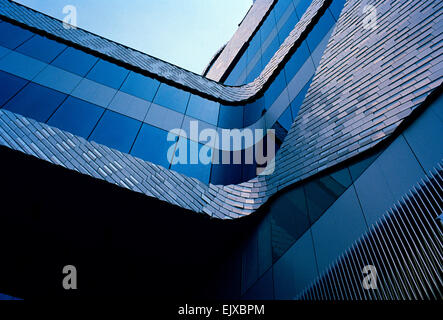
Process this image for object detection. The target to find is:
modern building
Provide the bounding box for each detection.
[0,0,441,300]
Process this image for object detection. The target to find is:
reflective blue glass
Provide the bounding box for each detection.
[131,124,177,168]
[284,41,310,81]
[0,21,33,49]
[47,96,104,139]
[264,71,287,109]
[186,95,220,126]
[329,0,347,21]
[225,52,248,86]
[261,35,280,67]
[170,138,212,183]
[218,104,244,128]
[89,110,141,153]
[120,71,160,102]
[246,60,263,83]
[247,32,262,66]
[153,83,190,113]
[293,0,312,18]
[51,47,98,77]
[260,10,277,42]
[276,107,293,131]
[273,0,295,21]
[305,8,335,53]
[3,82,66,122]
[86,59,129,89]
[278,9,299,44]
[211,151,243,185]
[244,96,265,126]
[0,70,28,107]
[16,34,66,63]
[290,77,311,119]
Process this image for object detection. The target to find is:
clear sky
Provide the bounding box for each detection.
[13,0,252,74]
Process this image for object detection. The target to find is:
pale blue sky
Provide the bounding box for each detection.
[13,0,252,73]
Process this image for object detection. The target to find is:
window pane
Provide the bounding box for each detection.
[16,34,66,63]
[247,32,262,66]
[51,47,98,77]
[153,83,190,113]
[131,124,177,168]
[0,21,33,49]
[264,71,287,109]
[329,0,346,21]
[170,138,212,183]
[294,0,312,18]
[108,91,150,121]
[260,10,277,42]
[120,71,160,102]
[3,82,66,122]
[218,104,244,128]
[284,41,310,82]
[0,51,47,80]
[244,96,265,127]
[290,78,311,119]
[47,96,104,139]
[71,78,116,108]
[86,59,129,89]
[305,9,335,53]
[186,95,220,125]
[89,110,141,153]
[33,65,82,94]
[0,70,28,107]
[261,35,280,68]
[278,8,299,44]
[273,0,295,21]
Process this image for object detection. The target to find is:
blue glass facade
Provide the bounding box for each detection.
[0,0,345,185]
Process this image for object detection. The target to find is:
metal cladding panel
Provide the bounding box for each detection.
[297,163,443,300]
[0,0,441,218]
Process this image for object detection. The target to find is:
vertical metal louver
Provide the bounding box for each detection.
[297,162,443,300]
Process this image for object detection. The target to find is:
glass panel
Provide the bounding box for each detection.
[275,107,293,131]
[51,47,98,77]
[305,173,349,223]
[225,52,248,86]
[247,32,262,67]
[260,10,277,42]
[89,110,141,153]
[120,71,160,102]
[273,0,295,21]
[153,83,190,113]
[131,124,177,168]
[108,91,150,121]
[33,65,82,94]
[305,8,335,53]
[329,0,347,21]
[261,35,280,68]
[0,51,47,80]
[86,59,129,89]
[278,8,299,44]
[218,104,244,129]
[348,152,380,182]
[71,78,117,108]
[16,34,66,63]
[293,0,312,18]
[289,77,311,119]
[243,96,265,127]
[243,97,265,127]
[284,41,310,81]
[47,96,104,139]
[210,153,243,185]
[170,137,212,183]
[0,70,28,107]
[246,60,262,83]
[0,21,33,49]
[3,82,66,122]
[270,186,310,260]
[264,71,287,109]
[186,94,220,126]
